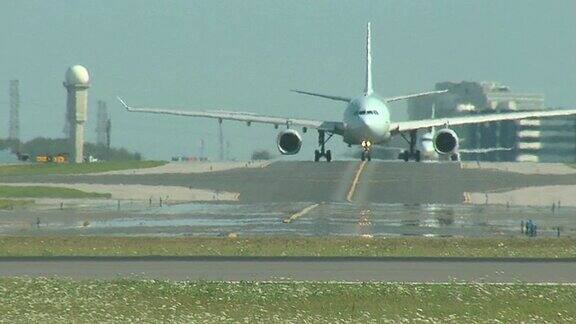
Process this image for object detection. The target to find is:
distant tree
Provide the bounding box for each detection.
[251,150,273,160]
[0,137,143,161]
[20,138,68,158]
[0,138,20,152]
[84,142,142,161]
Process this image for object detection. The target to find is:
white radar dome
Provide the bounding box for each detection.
[65,65,90,86]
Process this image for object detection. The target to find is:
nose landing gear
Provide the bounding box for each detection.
[361,140,372,161]
[314,130,333,162]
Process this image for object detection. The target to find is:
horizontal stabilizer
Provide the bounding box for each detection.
[291,90,351,103]
[385,89,448,103]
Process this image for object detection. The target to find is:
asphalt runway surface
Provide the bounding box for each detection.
[4,161,576,204]
[1,257,576,283]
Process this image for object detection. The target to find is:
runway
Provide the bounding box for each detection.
[2,161,576,237]
[1,257,576,283]
[4,161,576,204]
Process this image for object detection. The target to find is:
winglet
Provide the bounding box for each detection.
[117,96,132,111]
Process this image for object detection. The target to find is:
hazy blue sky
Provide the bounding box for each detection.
[1,1,575,160]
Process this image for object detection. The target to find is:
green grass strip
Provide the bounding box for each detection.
[0,160,165,176]
[0,199,33,210]
[0,186,110,199]
[0,279,574,322]
[1,236,575,258]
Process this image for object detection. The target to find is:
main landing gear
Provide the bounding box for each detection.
[361,140,372,161]
[314,130,333,162]
[398,130,421,162]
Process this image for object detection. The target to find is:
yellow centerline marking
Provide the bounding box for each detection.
[347,161,367,202]
[283,203,320,224]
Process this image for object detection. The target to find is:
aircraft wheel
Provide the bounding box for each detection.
[361,151,366,161]
[326,150,332,162]
[366,152,371,161]
[415,150,421,162]
[314,150,320,162]
[401,151,409,162]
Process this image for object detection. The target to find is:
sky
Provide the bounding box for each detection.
[1,0,575,160]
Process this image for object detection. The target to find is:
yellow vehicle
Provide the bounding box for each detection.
[36,155,50,163]
[35,153,68,163]
[52,154,68,163]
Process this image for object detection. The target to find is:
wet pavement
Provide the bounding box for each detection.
[1,202,573,237]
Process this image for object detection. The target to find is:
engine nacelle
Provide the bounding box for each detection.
[277,129,302,155]
[433,128,459,155]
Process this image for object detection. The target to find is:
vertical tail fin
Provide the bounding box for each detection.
[365,22,373,95]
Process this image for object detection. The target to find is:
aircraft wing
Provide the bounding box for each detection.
[459,147,513,154]
[384,90,448,103]
[390,108,576,134]
[118,97,344,134]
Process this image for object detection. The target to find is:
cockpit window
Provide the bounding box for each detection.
[356,110,379,116]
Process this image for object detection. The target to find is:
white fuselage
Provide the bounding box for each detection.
[342,94,391,145]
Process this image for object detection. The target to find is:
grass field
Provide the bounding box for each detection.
[0,186,110,199]
[0,199,33,210]
[0,279,574,322]
[0,160,165,176]
[1,236,575,258]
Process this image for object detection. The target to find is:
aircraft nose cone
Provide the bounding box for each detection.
[359,116,371,127]
[359,117,378,138]
[361,116,377,130]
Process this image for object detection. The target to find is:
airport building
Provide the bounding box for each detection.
[408,81,576,162]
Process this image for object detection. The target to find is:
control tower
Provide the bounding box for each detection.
[63,65,90,163]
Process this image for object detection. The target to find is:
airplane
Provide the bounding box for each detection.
[118,22,576,162]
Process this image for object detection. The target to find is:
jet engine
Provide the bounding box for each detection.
[433,128,459,155]
[277,129,302,155]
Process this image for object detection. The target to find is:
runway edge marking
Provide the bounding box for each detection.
[347,161,367,202]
